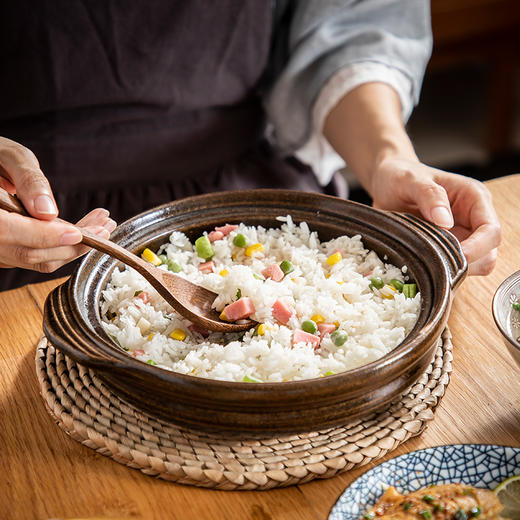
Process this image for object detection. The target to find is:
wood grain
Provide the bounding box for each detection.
[1,174,520,519]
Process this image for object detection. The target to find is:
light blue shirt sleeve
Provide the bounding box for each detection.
[263,0,433,153]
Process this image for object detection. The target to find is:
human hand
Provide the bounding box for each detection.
[369,157,501,276]
[0,136,116,273]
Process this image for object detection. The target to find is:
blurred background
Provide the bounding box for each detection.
[348,0,520,204]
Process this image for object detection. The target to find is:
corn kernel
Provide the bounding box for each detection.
[326,251,342,266]
[311,314,325,324]
[245,243,264,257]
[141,247,161,266]
[219,310,229,321]
[337,281,344,285]
[325,274,331,279]
[169,329,187,341]
[334,321,340,328]
[257,324,269,336]
[147,333,155,341]
[380,284,397,299]
[219,269,229,277]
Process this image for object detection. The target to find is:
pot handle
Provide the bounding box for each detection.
[392,212,468,291]
[43,281,123,369]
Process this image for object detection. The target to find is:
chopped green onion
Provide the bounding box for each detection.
[302,320,317,334]
[236,288,242,299]
[389,278,404,292]
[454,510,468,520]
[422,494,434,503]
[419,511,432,520]
[403,283,417,298]
[279,260,294,275]
[513,302,520,312]
[331,330,348,346]
[470,506,481,518]
[147,359,157,366]
[433,504,444,512]
[402,502,412,511]
[167,259,182,273]
[324,370,336,376]
[134,290,143,297]
[233,233,247,248]
[253,273,264,280]
[369,276,384,290]
[158,254,168,264]
[362,514,374,520]
[243,375,263,383]
[195,235,214,260]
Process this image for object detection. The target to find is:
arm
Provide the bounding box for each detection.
[323,82,501,276]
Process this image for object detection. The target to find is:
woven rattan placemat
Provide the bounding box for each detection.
[35,329,452,490]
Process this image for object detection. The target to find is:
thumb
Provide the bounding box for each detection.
[410,178,454,229]
[0,138,58,220]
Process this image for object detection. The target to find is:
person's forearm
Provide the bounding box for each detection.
[323,82,417,195]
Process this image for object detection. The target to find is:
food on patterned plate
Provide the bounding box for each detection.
[363,483,503,520]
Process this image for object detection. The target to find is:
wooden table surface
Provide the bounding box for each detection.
[2,175,520,520]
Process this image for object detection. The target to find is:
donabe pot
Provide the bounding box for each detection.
[43,190,466,434]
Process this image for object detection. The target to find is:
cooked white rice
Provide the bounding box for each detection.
[101,216,420,382]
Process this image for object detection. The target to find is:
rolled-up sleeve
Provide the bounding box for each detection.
[263,0,433,154]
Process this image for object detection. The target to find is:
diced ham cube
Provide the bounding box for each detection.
[208,230,224,242]
[215,224,238,236]
[261,263,284,282]
[292,329,321,349]
[198,260,215,273]
[137,291,150,304]
[188,324,210,338]
[272,299,293,325]
[132,349,145,357]
[317,323,336,336]
[223,297,256,321]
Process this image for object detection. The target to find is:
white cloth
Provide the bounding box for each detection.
[295,62,414,185]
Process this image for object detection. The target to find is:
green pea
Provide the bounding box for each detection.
[134,290,143,297]
[419,511,432,520]
[403,283,417,298]
[470,506,481,518]
[422,494,434,503]
[331,330,348,346]
[362,514,374,520]
[369,276,384,289]
[279,260,294,275]
[389,278,404,292]
[195,235,214,260]
[434,504,444,512]
[302,320,317,334]
[158,254,168,264]
[403,502,412,511]
[512,302,520,312]
[167,259,182,273]
[324,370,336,376]
[233,233,247,247]
[147,359,157,366]
[243,374,263,383]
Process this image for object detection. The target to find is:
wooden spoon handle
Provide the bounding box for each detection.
[0,188,153,276]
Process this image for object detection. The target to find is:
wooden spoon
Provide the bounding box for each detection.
[0,189,255,333]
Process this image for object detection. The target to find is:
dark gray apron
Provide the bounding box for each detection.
[0,1,339,290]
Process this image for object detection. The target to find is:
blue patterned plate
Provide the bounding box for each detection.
[329,444,520,519]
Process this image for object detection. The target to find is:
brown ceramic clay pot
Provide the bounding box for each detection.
[43,190,466,434]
